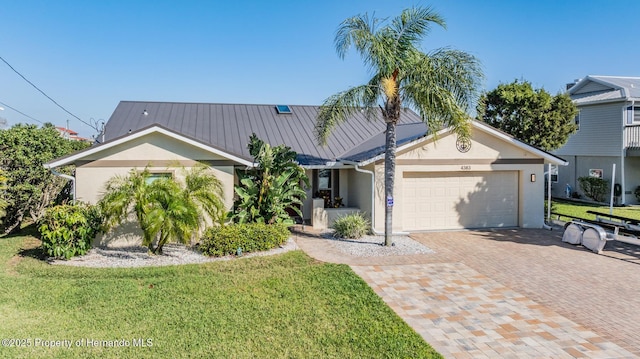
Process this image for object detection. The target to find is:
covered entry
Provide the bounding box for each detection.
[402,171,519,231]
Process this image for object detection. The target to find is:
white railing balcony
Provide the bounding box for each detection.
[624,125,640,149]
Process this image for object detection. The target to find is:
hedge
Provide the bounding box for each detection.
[200,222,290,257]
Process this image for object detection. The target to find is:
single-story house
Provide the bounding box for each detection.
[46,101,567,239]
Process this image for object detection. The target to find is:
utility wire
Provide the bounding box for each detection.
[0,55,96,130]
[0,100,44,124]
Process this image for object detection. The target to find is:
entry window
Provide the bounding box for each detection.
[314,169,340,207]
[318,169,331,190]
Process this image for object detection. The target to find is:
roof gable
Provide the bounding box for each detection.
[569,75,640,104]
[45,125,254,168]
[356,121,567,166]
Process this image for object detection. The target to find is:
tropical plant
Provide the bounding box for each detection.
[578,176,609,202]
[99,165,225,254]
[233,134,309,225]
[332,212,370,239]
[0,123,89,234]
[315,6,482,245]
[477,80,578,151]
[38,203,102,259]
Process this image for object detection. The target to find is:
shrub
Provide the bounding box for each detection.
[332,212,370,239]
[577,176,609,202]
[635,186,640,202]
[38,203,102,259]
[200,223,290,257]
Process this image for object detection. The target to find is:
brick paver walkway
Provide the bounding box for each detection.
[293,228,640,358]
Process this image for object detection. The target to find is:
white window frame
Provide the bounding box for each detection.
[626,106,640,125]
[549,164,558,183]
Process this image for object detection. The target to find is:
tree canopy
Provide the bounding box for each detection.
[0,123,89,234]
[315,6,482,245]
[476,80,578,151]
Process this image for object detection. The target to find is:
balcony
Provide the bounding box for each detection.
[624,125,640,149]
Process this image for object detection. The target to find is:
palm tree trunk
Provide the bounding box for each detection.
[384,120,397,246]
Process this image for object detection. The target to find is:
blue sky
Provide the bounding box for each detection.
[1,0,639,138]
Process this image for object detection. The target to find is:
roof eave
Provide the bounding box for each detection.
[44,125,254,169]
[345,121,568,167]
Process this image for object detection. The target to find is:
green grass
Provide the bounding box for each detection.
[0,232,441,359]
[552,199,640,222]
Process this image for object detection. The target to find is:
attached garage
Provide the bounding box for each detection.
[402,171,518,231]
[365,121,568,233]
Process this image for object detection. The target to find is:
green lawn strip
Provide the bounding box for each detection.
[552,199,640,222]
[0,235,441,359]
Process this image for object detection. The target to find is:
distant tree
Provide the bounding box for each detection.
[477,80,578,151]
[232,134,309,225]
[0,123,89,234]
[316,6,482,245]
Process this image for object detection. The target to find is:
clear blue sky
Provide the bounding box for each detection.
[1,0,639,138]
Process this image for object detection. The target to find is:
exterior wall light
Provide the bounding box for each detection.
[530,174,536,182]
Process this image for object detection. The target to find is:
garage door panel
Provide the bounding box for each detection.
[402,171,518,231]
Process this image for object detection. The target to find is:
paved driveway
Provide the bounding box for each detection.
[295,228,640,358]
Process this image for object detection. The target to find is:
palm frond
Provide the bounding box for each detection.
[401,48,482,138]
[391,6,446,48]
[315,83,379,145]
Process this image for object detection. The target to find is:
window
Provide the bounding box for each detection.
[574,111,580,131]
[313,169,340,208]
[626,106,640,125]
[589,169,603,179]
[145,172,172,184]
[317,169,331,190]
[549,165,558,183]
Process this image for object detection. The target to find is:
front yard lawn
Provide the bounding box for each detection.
[0,232,441,359]
[552,199,640,221]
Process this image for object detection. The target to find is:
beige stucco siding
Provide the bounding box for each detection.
[75,133,236,209]
[371,128,546,232]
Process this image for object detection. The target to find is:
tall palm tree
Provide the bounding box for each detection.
[99,165,225,254]
[316,6,483,245]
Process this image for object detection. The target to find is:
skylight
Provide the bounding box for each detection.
[275,105,292,114]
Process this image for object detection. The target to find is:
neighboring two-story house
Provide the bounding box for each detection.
[552,75,640,204]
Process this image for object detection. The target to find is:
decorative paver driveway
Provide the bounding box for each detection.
[294,228,640,358]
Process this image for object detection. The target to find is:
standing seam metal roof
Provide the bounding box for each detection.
[101,101,427,166]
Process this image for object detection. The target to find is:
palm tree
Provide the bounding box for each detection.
[99,165,225,254]
[316,6,483,246]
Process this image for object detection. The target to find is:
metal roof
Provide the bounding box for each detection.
[99,101,426,166]
[569,75,640,104]
[339,122,428,162]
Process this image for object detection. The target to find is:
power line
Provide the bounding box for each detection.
[0,55,96,130]
[0,100,44,124]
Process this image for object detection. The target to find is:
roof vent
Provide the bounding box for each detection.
[275,105,292,114]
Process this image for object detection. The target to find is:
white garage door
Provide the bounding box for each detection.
[402,171,518,231]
